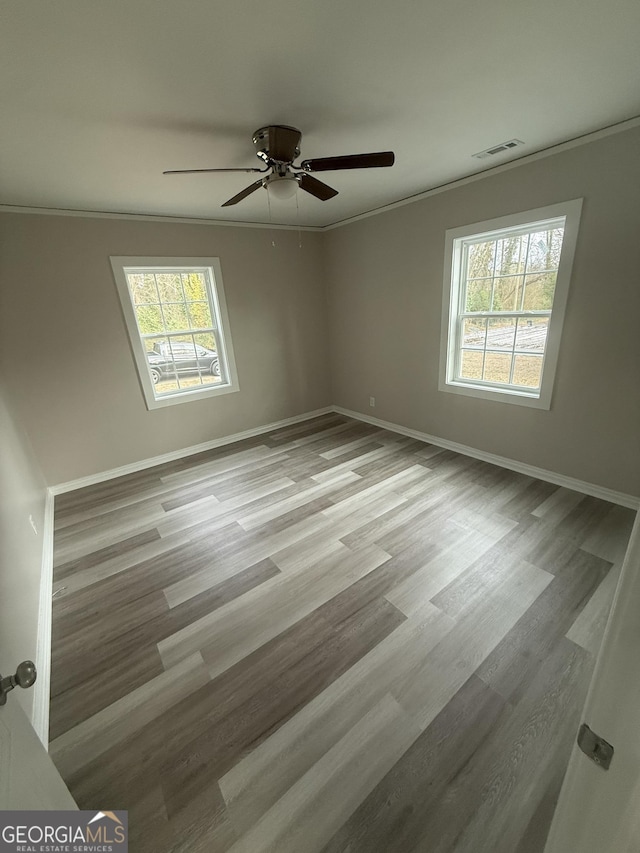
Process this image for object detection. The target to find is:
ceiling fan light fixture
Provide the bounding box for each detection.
[265,174,299,201]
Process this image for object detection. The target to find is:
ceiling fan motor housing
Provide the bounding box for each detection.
[253,125,302,165]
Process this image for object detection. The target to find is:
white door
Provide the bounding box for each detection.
[0,696,76,809]
[544,510,640,853]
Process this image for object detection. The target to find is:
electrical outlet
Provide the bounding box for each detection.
[369,396,376,407]
[29,514,38,535]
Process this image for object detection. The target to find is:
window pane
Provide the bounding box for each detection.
[459,350,484,380]
[464,278,491,312]
[162,302,190,332]
[177,374,202,390]
[515,317,549,353]
[523,271,557,310]
[156,378,180,394]
[135,304,164,334]
[154,273,183,303]
[467,241,495,280]
[199,341,220,379]
[165,334,195,352]
[127,273,159,305]
[462,318,487,349]
[487,319,516,350]
[525,228,564,273]
[495,234,528,276]
[491,276,523,312]
[483,352,512,383]
[187,300,213,329]
[194,331,217,352]
[512,355,543,388]
[182,272,208,302]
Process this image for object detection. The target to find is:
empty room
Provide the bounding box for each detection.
[1,1,639,852]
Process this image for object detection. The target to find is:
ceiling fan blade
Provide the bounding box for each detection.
[297,173,338,201]
[221,179,265,207]
[164,167,266,174]
[268,126,302,162]
[300,151,395,172]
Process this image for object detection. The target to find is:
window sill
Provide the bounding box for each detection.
[439,378,551,409]
[144,381,239,410]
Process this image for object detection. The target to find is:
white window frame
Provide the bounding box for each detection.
[439,199,582,409]
[110,256,239,410]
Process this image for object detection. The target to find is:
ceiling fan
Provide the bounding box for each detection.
[163,125,395,207]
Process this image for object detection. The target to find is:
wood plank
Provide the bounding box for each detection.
[580,503,636,563]
[54,528,161,579]
[531,485,585,521]
[49,652,210,778]
[320,433,386,459]
[164,781,237,853]
[475,548,611,703]
[392,555,553,729]
[49,643,165,740]
[385,527,506,617]
[160,544,391,674]
[219,602,454,833]
[433,640,592,853]
[321,674,507,853]
[159,444,289,488]
[226,694,422,853]
[153,598,407,823]
[566,561,621,654]
[49,558,280,726]
[235,470,361,531]
[52,528,194,595]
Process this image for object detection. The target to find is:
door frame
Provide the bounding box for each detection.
[32,489,56,747]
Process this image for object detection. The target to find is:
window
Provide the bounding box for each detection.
[439,200,582,408]
[110,257,239,409]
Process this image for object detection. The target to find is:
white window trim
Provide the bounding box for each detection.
[110,256,239,410]
[439,199,582,409]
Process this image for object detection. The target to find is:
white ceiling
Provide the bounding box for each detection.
[1,0,639,228]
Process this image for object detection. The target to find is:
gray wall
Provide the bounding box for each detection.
[0,374,48,718]
[0,214,331,485]
[324,127,640,497]
[0,127,638,496]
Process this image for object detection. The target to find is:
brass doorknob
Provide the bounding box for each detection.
[0,660,37,706]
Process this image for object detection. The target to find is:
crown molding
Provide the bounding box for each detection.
[0,203,324,232]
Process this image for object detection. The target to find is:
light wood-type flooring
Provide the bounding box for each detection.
[49,414,636,852]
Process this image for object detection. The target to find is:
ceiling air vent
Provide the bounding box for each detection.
[472,139,524,159]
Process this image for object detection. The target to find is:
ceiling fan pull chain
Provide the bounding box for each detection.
[296,191,302,249]
[267,188,276,248]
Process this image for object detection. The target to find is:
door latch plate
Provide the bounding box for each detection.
[577,723,614,770]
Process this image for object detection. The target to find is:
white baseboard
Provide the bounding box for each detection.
[33,488,55,748]
[50,402,639,507]
[334,406,640,510]
[49,407,335,495]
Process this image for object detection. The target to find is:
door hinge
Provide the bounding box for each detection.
[577,723,614,770]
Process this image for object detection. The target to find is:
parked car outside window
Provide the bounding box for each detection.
[146,341,220,384]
